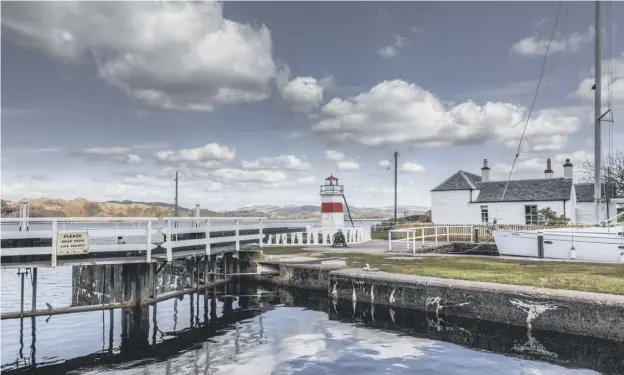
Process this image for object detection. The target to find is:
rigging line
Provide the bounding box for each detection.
[497,2,563,213]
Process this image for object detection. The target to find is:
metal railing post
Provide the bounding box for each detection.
[470,226,474,243]
[388,230,392,251]
[166,220,172,261]
[235,219,240,251]
[206,220,211,257]
[412,230,416,253]
[146,220,152,262]
[51,220,58,268]
[421,228,425,246]
[435,226,438,245]
[259,219,264,247]
[446,227,450,242]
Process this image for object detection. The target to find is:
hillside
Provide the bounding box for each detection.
[0,198,430,219]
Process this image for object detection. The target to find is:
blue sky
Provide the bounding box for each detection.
[1,1,623,210]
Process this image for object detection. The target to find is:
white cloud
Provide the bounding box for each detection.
[378,34,407,59]
[212,168,288,184]
[401,162,425,172]
[379,160,391,167]
[154,143,235,168]
[71,147,142,164]
[1,2,277,112]
[242,155,310,171]
[275,64,331,113]
[510,26,594,57]
[312,80,584,151]
[570,51,624,104]
[492,150,593,180]
[337,160,360,171]
[324,150,346,162]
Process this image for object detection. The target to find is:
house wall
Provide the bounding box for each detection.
[575,202,618,224]
[566,185,577,224]
[477,201,568,225]
[431,190,480,224]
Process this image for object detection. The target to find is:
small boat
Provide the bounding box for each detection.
[493,1,624,263]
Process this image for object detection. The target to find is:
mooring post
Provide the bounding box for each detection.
[31,268,37,312]
[212,255,217,283]
[19,268,26,317]
[537,233,544,258]
[203,255,209,286]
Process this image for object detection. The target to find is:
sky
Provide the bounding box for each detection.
[1,1,623,211]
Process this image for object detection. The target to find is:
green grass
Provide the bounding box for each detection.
[261,246,308,255]
[371,230,388,240]
[324,253,624,295]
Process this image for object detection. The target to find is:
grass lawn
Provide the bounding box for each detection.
[325,252,624,295]
[371,231,388,240]
[261,246,308,255]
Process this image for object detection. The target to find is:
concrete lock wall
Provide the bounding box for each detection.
[327,269,624,341]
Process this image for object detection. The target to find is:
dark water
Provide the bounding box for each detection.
[1,274,622,375]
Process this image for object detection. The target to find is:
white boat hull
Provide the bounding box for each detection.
[494,227,624,263]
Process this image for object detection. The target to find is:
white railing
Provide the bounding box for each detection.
[388,226,474,253]
[0,216,267,267]
[264,226,372,246]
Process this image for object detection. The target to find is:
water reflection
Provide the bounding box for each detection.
[1,282,622,375]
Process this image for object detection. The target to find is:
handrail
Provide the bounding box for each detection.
[0,216,266,223]
[388,225,474,253]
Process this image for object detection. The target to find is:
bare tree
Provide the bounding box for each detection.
[578,149,624,198]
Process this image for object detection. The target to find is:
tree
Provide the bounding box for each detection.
[537,208,570,226]
[579,149,624,198]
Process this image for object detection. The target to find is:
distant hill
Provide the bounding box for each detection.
[1,198,429,219]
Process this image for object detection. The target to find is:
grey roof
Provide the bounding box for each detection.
[431,170,482,191]
[575,183,622,202]
[474,178,573,203]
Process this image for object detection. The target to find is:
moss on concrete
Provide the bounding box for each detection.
[261,246,308,255]
[327,253,624,295]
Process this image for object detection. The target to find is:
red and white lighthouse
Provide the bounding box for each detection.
[320,175,345,230]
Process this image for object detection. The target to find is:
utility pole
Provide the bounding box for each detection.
[174,171,179,217]
[394,151,399,226]
[593,0,602,225]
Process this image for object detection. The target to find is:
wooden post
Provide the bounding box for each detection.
[31,268,37,312]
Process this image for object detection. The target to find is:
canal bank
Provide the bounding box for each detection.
[256,259,624,341]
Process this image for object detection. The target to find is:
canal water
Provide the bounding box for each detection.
[1,269,622,375]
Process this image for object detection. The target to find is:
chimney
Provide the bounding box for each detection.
[563,159,573,179]
[481,159,491,182]
[544,158,554,178]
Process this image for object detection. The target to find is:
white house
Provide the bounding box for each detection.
[431,158,620,225]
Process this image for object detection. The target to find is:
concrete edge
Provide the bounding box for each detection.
[330,268,624,305]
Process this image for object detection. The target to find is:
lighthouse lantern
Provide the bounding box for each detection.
[320,174,345,230]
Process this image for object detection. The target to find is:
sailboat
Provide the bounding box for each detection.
[493,1,624,263]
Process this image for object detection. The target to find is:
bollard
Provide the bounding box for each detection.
[537,234,544,258]
[473,227,479,244]
[569,246,576,260]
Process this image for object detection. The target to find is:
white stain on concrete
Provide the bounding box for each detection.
[509,299,558,330]
[389,289,396,305]
[352,288,357,302]
[370,285,375,303]
[331,282,338,300]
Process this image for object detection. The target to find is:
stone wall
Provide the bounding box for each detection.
[255,262,343,290]
[328,268,624,341]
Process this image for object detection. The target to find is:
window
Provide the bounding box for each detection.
[480,205,489,223]
[525,205,538,225]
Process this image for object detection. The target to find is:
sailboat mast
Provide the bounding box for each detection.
[594,0,602,225]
